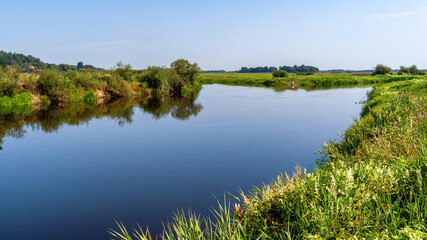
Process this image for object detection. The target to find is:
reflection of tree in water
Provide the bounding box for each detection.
[141,94,203,120]
[0,95,203,150]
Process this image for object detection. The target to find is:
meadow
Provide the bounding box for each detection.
[111,76,427,239]
[199,72,427,89]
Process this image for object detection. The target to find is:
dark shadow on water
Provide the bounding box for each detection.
[0,94,203,150]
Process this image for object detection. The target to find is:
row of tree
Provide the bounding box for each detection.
[374,64,426,75]
[238,66,278,73]
[0,51,102,72]
[238,65,319,73]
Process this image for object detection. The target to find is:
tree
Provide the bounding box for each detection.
[398,66,410,75]
[77,62,83,70]
[409,65,421,75]
[140,66,167,89]
[0,55,6,68]
[272,70,288,78]
[114,61,133,81]
[374,64,392,75]
[170,59,201,84]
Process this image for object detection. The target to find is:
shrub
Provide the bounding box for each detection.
[113,61,133,81]
[373,64,392,75]
[398,66,410,75]
[37,69,67,99]
[139,66,168,89]
[65,71,98,90]
[170,59,202,84]
[272,70,288,78]
[99,74,130,97]
[0,76,20,97]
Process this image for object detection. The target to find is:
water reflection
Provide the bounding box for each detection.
[0,94,202,150]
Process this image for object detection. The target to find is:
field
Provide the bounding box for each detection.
[200,72,427,89]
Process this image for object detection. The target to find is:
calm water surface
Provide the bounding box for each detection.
[0,84,370,240]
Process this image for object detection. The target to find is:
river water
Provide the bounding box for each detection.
[0,84,370,239]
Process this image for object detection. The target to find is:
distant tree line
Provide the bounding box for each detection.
[0,51,103,72]
[278,65,319,73]
[398,65,426,75]
[238,66,278,73]
[374,64,426,75]
[203,70,226,73]
[238,65,319,73]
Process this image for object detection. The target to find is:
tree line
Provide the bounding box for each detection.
[0,51,103,72]
[374,64,426,75]
[238,65,319,73]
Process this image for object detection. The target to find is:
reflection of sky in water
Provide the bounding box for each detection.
[0,85,370,240]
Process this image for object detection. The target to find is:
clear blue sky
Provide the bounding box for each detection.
[1,0,426,70]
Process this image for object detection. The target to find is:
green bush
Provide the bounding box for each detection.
[272,70,288,78]
[170,59,202,84]
[373,64,392,75]
[139,67,168,89]
[65,71,99,90]
[37,69,67,99]
[99,73,130,97]
[0,76,20,97]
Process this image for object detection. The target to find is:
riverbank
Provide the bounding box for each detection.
[0,59,202,109]
[111,79,427,239]
[200,72,427,89]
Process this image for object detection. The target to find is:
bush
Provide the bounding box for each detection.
[139,67,168,89]
[99,73,130,97]
[373,64,392,75]
[272,70,288,78]
[113,61,133,81]
[37,69,67,99]
[170,59,202,84]
[0,76,20,97]
[398,66,410,75]
[65,71,98,90]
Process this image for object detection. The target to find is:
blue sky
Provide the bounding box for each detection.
[1,0,426,70]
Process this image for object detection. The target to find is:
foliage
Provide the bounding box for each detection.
[373,64,392,75]
[409,65,426,75]
[37,69,67,100]
[0,74,20,97]
[238,66,277,73]
[170,59,202,84]
[0,50,103,72]
[65,71,99,90]
[114,61,133,81]
[139,66,168,89]
[398,65,426,75]
[279,64,319,73]
[272,70,288,78]
[0,92,33,107]
[398,66,411,75]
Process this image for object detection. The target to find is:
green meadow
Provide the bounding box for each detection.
[200,72,427,89]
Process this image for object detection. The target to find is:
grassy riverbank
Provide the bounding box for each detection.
[200,72,427,89]
[112,79,427,239]
[0,59,201,109]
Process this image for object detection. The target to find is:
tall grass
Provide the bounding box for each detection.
[111,79,427,239]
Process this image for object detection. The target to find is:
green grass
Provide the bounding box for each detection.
[200,72,427,89]
[111,78,427,239]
